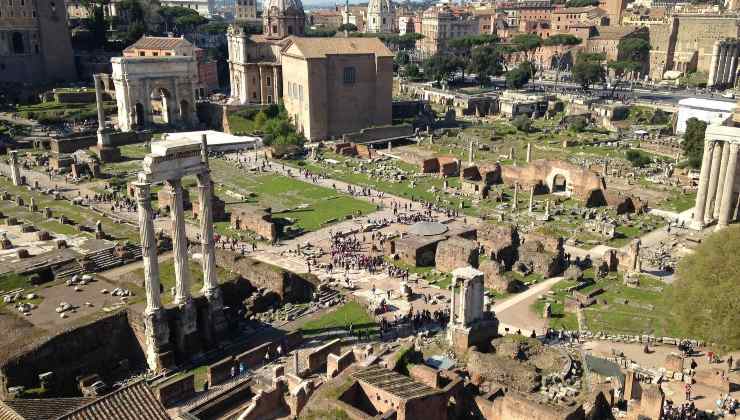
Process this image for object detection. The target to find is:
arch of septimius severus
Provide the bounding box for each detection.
[136,134,226,370]
[692,110,740,231]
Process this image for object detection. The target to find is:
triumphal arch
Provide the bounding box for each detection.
[111,56,199,132]
[136,134,225,370]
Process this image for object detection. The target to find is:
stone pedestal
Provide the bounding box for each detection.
[143,309,174,371]
[96,131,121,163]
[175,299,201,356]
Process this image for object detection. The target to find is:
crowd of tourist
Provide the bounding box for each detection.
[378,307,449,338]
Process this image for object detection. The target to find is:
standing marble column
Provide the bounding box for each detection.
[135,180,170,371]
[526,143,532,163]
[731,44,740,86]
[512,183,518,210]
[713,143,731,220]
[704,141,724,220]
[722,44,736,86]
[135,182,162,313]
[168,179,192,305]
[449,282,457,324]
[197,172,219,298]
[528,185,535,213]
[93,74,106,132]
[717,143,739,229]
[717,44,729,87]
[694,140,715,224]
[8,150,21,186]
[708,41,721,88]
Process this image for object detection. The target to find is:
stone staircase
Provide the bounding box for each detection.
[54,244,144,279]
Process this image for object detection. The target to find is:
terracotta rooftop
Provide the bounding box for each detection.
[0,397,93,420]
[124,36,193,52]
[59,381,170,420]
[284,36,394,58]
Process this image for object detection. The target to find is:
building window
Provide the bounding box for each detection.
[252,91,257,99]
[267,95,272,104]
[11,32,23,54]
[343,67,356,84]
[139,51,145,56]
[266,76,271,87]
[288,25,293,34]
[153,52,159,56]
[272,25,277,33]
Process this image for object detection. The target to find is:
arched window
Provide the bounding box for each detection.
[11,32,24,54]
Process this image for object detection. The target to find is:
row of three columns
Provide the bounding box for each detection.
[694,140,739,230]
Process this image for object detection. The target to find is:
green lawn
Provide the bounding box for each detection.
[129,260,236,305]
[209,161,376,232]
[386,258,452,289]
[657,191,697,213]
[300,301,377,335]
[582,274,680,336]
[0,273,30,293]
[0,178,140,242]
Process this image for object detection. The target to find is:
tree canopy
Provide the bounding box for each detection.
[468,44,504,85]
[511,33,542,60]
[543,34,582,47]
[668,225,740,350]
[159,6,207,31]
[422,53,463,83]
[565,0,599,6]
[338,23,358,32]
[572,52,605,89]
[505,63,531,89]
[682,117,707,168]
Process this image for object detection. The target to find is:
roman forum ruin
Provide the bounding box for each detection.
[136,135,226,369]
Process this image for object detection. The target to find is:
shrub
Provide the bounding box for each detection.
[512,115,533,133]
[625,149,652,167]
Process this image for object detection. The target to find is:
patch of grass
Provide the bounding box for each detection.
[0,177,140,242]
[0,273,30,293]
[385,258,452,289]
[130,260,235,305]
[301,301,377,336]
[582,274,679,336]
[658,191,696,213]
[209,162,376,233]
[301,408,351,420]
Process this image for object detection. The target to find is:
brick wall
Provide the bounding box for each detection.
[303,338,341,373]
[327,350,355,378]
[157,374,195,407]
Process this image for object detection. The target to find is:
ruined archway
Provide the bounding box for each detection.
[179,100,191,127]
[134,103,145,128]
[150,87,172,125]
[552,174,567,193]
[111,56,198,132]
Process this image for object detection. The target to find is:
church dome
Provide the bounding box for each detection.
[265,0,304,17]
[367,0,391,14]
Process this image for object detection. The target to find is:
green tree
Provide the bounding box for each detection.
[606,38,650,96]
[511,33,542,61]
[124,20,146,45]
[468,44,504,86]
[569,116,588,132]
[682,117,707,168]
[422,53,462,84]
[395,51,410,66]
[338,23,358,32]
[668,225,740,350]
[625,149,652,167]
[565,0,598,6]
[512,115,533,132]
[572,53,605,89]
[542,34,582,47]
[505,64,531,89]
[159,6,206,32]
[404,63,421,79]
